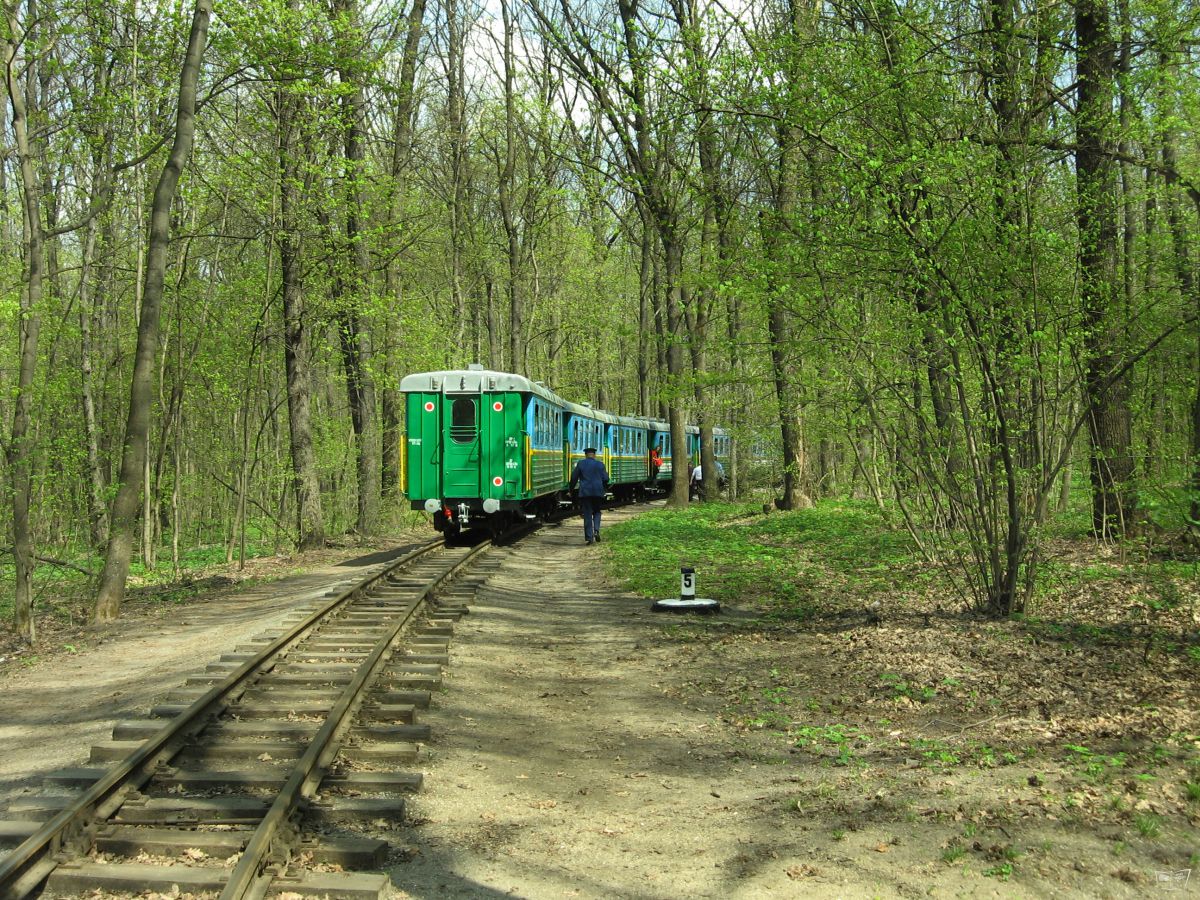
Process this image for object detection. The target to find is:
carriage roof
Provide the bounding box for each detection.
[399,368,722,437]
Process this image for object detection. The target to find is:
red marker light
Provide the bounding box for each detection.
[493,476,503,486]
[493,401,503,411]
[424,401,434,412]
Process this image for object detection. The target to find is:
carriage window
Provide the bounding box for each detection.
[451,397,477,443]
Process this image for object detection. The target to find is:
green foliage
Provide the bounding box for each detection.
[1064,745,1128,783]
[2,0,1199,637]
[910,738,961,767]
[983,862,1014,881]
[879,672,937,703]
[1133,813,1162,838]
[791,723,864,766]
[941,841,967,863]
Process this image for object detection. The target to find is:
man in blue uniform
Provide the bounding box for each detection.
[569,447,609,544]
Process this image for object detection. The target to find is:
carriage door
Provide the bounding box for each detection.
[482,392,521,502]
[441,393,481,497]
[406,392,444,501]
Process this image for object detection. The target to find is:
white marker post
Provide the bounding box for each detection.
[681,566,696,599]
[652,566,720,614]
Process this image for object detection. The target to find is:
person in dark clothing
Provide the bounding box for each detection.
[569,447,609,544]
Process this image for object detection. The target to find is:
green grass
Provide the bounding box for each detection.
[941,841,967,863]
[0,538,285,624]
[608,495,1197,630]
[1134,812,1163,838]
[605,499,920,618]
[983,861,1014,880]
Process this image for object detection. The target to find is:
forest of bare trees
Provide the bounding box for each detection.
[2,0,1197,636]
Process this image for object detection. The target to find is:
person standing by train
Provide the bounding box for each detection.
[570,447,609,544]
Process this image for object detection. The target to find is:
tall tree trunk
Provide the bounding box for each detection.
[663,237,690,505]
[79,163,111,549]
[766,281,810,510]
[762,0,813,511]
[1075,0,1134,538]
[637,212,652,416]
[674,0,721,501]
[1159,99,1200,533]
[3,4,45,642]
[485,278,503,369]
[499,0,523,373]
[94,0,212,623]
[381,0,427,498]
[446,0,468,366]
[333,0,380,534]
[277,89,325,548]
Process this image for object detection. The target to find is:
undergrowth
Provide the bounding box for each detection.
[607,499,1199,640]
[605,499,920,619]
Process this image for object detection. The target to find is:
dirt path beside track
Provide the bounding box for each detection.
[1,508,1191,899]
[391,507,1192,899]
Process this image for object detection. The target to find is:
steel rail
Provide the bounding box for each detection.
[0,538,443,900]
[220,538,492,899]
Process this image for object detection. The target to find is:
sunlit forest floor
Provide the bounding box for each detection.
[0,500,1196,896]
[605,499,1200,892]
[0,524,431,668]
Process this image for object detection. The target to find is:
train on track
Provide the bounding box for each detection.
[400,365,730,541]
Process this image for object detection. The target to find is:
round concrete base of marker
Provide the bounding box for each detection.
[651,597,720,614]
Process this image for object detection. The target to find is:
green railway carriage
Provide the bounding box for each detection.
[714,431,732,484]
[649,424,732,486]
[563,402,612,492]
[400,366,565,538]
[400,365,732,540]
[606,418,650,491]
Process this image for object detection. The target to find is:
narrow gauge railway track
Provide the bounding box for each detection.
[0,536,500,899]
